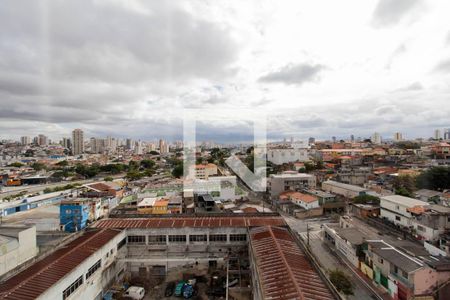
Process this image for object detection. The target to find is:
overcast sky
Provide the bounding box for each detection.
[1,0,450,142]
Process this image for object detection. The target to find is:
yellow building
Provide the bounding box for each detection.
[137,197,169,214]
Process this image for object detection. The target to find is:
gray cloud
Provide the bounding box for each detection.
[372,0,421,27]
[258,63,325,85]
[393,82,424,92]
[434,59,450,73]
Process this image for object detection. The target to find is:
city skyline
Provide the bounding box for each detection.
[0,0,449,141]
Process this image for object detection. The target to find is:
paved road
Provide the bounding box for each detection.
[283,215,385,300]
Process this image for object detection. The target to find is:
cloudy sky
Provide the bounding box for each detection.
[1,0,450,142]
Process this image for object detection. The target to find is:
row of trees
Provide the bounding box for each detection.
[393,166,450,197]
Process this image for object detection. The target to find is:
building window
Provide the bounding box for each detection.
[63,276,83,299]
[378,258,383,264]
[148,235,167,244]
[168,235,186,243]
[127,235,145,244]
[395,216,401,221]
[230,234,247,242]
[189,234,207,242]
[117,237,126,250]
[86,259,101,279]
[417,225,425,232]
[395,205,400,210]
[210,234,227,242]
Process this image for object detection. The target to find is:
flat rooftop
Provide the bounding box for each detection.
[380,195,428,207]
[322,180,367,192]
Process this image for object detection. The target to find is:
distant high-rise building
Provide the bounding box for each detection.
[350,134,355,143]
[434,129,442,140]
[72,129,84,155]
[20,136,31,145]
[332,136,336,143]
[38,134,48,146]
[134,140,143,155]
[393,132,403,142]
[90,137,105,154]
[308,137,315,145]
[159,139,169,154]
[126,138,134,150]
[62,137,71,149]
[444,129,450,140]
[371,132,382,144]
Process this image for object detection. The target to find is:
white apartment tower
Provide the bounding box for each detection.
[72,129,84,155]
[20,136,31,145]
[371,132,382,144]
[434,129,442,140]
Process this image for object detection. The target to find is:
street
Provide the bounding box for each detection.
[283,215,386,300]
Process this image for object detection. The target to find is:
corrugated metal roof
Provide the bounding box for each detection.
[0,229,121,300]
[250,226,334,300]
[93,216,286,229]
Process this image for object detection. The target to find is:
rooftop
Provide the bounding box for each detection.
[322,180,367,192]
[94,216,286,229]
[369,240,423,273]
[380,195,428,208]
[0,229,121,300]
[250,226,334,300]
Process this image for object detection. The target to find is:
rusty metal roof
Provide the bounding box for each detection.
[93,216,286,229]
[0,229,121,300]
[250,226,334,300]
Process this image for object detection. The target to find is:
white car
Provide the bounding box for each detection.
[123,286,145,300]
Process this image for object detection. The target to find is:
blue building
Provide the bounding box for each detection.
[60,199,90,232]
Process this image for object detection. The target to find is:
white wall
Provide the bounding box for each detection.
[38,231,126,300]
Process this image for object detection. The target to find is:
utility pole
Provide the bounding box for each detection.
[225,258,229,300]
[307,223,310,247]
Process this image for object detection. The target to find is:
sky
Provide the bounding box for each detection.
[0,0,450,143]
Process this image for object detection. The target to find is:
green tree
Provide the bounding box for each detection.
[31,162,46,171]
[104,176,114,182]
[8,162,24,168]
[126,170,143,181]
[55,160,69,167]
[330,269,353,295]
[172,164,183,178]
[395,187,413,197]
[393,175,416,195]
[416,167,450,190]
[353,194,380,204]
[140,159,155,170]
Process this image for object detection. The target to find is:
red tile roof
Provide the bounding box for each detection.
[250,226,334,300]
[94,216,286,229]
[0,229,122,300]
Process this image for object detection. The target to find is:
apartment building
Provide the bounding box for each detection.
[380,195,428,228]
[268,172,316,198]
[322,180,368,199]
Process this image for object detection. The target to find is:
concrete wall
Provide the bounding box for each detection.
[0,226,38,277]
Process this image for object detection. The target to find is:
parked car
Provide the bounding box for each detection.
[165,282,175,297]
[123,286,145,300]
[174,281,186,297]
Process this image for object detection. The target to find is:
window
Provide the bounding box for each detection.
[395,216,401,221]
[394,265,399,274]
[378,258,383,264]
[417,225,425,232]
[189,234,207,242]
[117,237,126,250]
[148,235,167,244]
[168,235,186,243]
[86,259,101,279]
[395,205,400,210]
[210,234,227,242]
[230,234,247,242]
[63,276,83,299]
[127,235,145,244]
